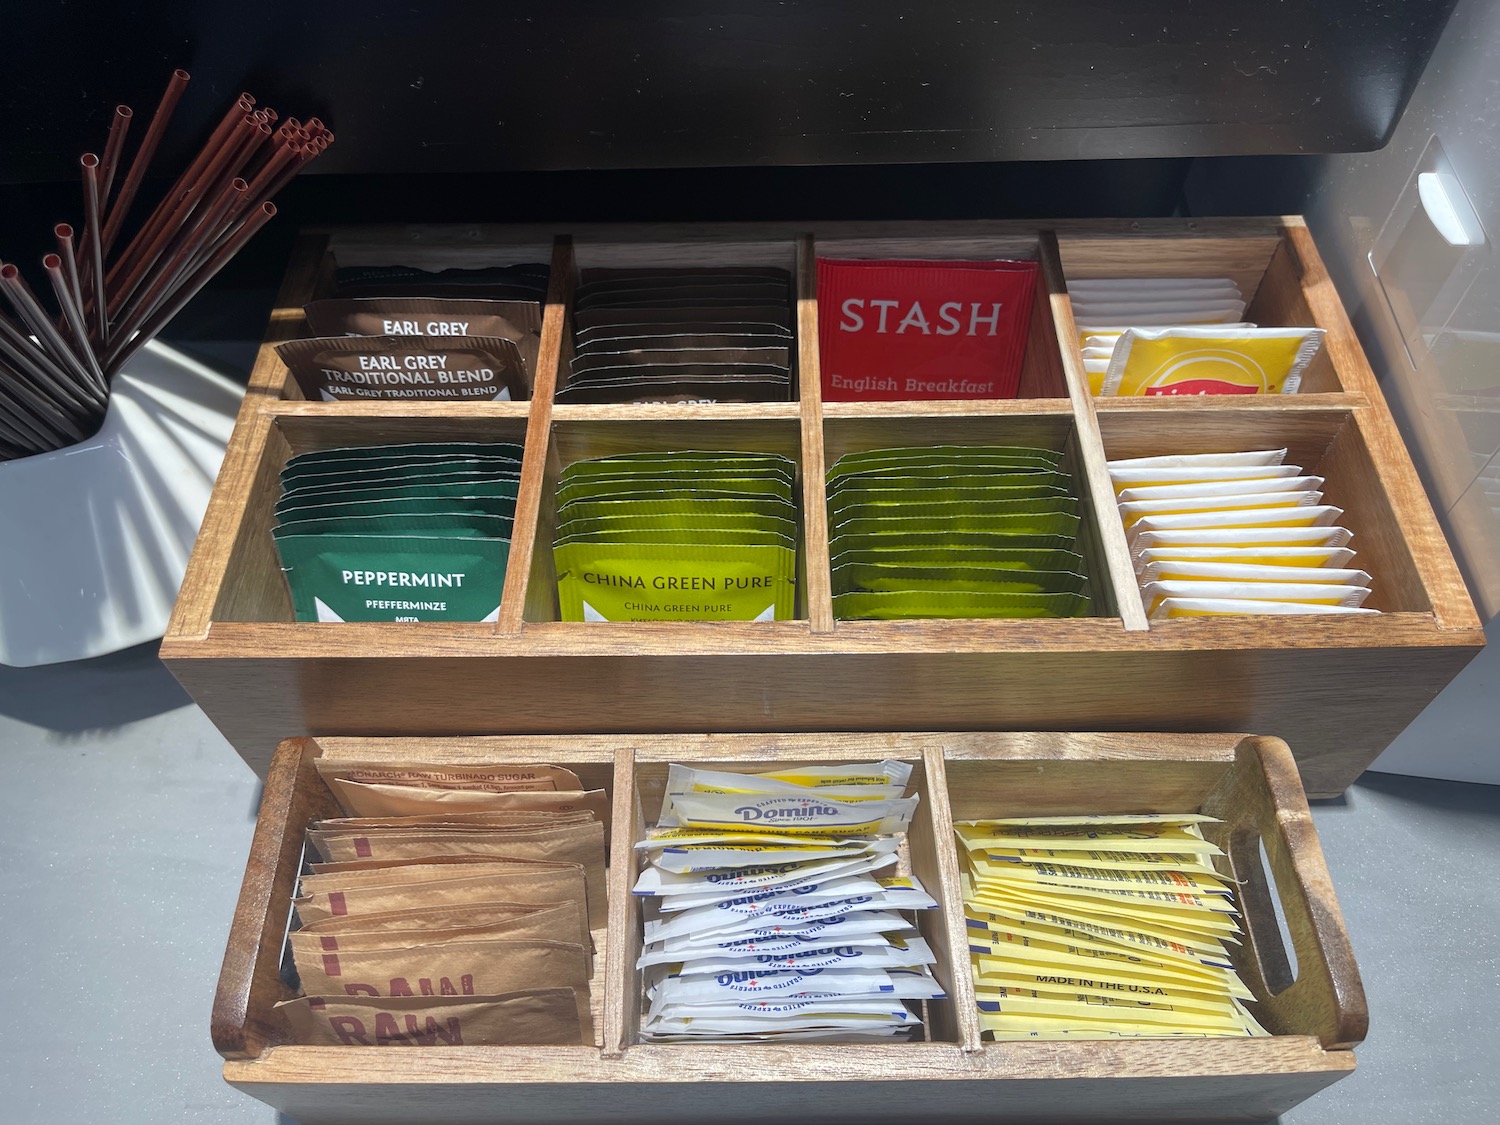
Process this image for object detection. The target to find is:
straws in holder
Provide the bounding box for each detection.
[0,69,330,461]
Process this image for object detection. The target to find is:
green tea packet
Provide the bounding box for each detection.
[554,527,795,549]
[275,478,521,516]
[277,534,510,622]
[554,541,795,622]
[832,589,1089,620]
[273,512,514,540]
[831,563,1090,596]
[276,494,519,524]
[282,451,521,485]
[831,498,1078,528]
[828,446,1064,479]
[286,442,524,469]
[827,483,1072,513]
[561,450,794,481]
[556,498,795,526]
[830,546,1085,573]
[281,461,522,498]
[556,473,794,508]
[830,531,1079,553]
[833,511,1080,539]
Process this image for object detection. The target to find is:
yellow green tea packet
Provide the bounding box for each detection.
[833,590,1088,620]
[554,540,795,621]
[832,563,1088,596]
[828,445,1064,479]
[832,497,1078,528]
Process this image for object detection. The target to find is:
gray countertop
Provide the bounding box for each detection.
[1,643,1495,1124]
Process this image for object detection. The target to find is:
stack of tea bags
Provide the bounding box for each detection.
[272,440,522,622]
[1072,277,1323,397]
[1109,448,1377,619]
[277,262,549,403]
[552,451,799,621]
[634,760,943,1042]
[559,267,794,403]
[957,814,1269,1040]
[826,445,1090,619]
[275,759,607,1047]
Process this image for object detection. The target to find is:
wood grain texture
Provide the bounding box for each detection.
[215,731,1359,1124]
[1201,736,1368,1050]
[499,236,574,633]
[1039,232,1148,629]
[212,737,338,1059]
[1242,240,1345,395]
[798,233,836,632]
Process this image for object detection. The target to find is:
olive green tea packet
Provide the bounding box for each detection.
[831,563,1090,596]
[556,498,795,527]
[554,528,795,549]
[286,442,524,470]
[276,493,519,525]
[277,533,510,622]
[834,511,1081,539]
[831,497,1079,527]
[827,483,1072,513]
[275,478,521,516]
[830,531,1080,554]
[556,473,793,508]
[273,512,514,540]
[828,445,1064,479]
[555,513,797,541]
[832,589,1089,620]
[830,546,1086,573]
[827,469,1072,497]
[554,541,796,622]
[560,450,794,480]
[554,484,793,510]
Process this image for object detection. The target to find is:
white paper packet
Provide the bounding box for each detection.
[651,839,874,873]
[1117,476,1324,503]
[674,936,937,976]
[1107,463,1305,491]
[1134,545,1357,572]
[1143,581,1371,610]
[650,908,914,948]
[633,841,900,897]
[1107,449,1288,471]
[666,791,920,836]
[1151,597,1381,619]
[1069,301,1245,324]
[1127,507,1345,543]
[650,968,897,1003]
[656,877,884,916]
[1068,277,1242,298]
[1139,561,1371,587]
[646,889,901,942]
[1118,491,1324,528]
[1132,526,1354,550]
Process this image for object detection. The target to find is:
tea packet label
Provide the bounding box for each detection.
[279,988,587,1046]
[276,334,529,402]
[303,297,543,377]
[554,541,796,622]
[818,258,1038,400]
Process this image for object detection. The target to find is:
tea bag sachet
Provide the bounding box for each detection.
[633,760,942,1042]
[1107,449,1379,617]
[957,813,1269,1040]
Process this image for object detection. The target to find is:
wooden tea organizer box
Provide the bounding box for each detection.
[161,218,1485,797]
[215,731,1367,1123]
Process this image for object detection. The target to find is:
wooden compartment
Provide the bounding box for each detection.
[212,731,1365,1125]
[161,218,1485,797]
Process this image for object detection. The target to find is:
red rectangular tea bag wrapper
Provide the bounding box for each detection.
[818,258,1037,401]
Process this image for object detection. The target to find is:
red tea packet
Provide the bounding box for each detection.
[817,258,1037,401]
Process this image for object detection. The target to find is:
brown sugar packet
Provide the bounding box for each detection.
[300,857,579,881]
[298,899,592,958]
[304,822,607,925]
[303,298,543,379]
[293,866,586,925]
[289,902,592,973]
[314,812,596,831]
[325,780,611,827]
[275,335,529,403]
[278,988,588,1046]
[293,937,589,1000]
[314,760,582,796]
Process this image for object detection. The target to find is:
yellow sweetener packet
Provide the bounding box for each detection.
[974,985,1253,1032]
[966,855,1235,898]
[969,870,1243,926]
[978,846,1224,873]
[1101,326,1325,397]
[956,822,1222,855]
[754,760,913,788]
[969,885,1237,960]
[972,950,1254,1003]
[978,1005,1267,1038]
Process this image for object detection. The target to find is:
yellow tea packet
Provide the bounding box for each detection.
[1139,561,1371,587]
[1100,327,1324,396]
[1118,491,1323,529]
[1151,598,1380,619]
[1141,581,1372,612]
[1134,545,1358,571]
[1117,476,1323,503]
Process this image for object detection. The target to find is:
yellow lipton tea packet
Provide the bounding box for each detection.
[1100,326,1324,396]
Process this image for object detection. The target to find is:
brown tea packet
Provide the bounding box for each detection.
[303,855,580,877]
[275,335,529,403]
[298,899,592,956]
[314,812,596,831]
[293,866,586,925]
[293,937,589,1000]
[314,760,583,798]
[278,988,589,1046]
[302,298,543,378]
[325,780,611,827]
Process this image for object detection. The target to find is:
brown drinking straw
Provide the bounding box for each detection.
[80,154,110,344]
[43,253,106,388]
[98,105,133,204]
[101,69,189,255]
